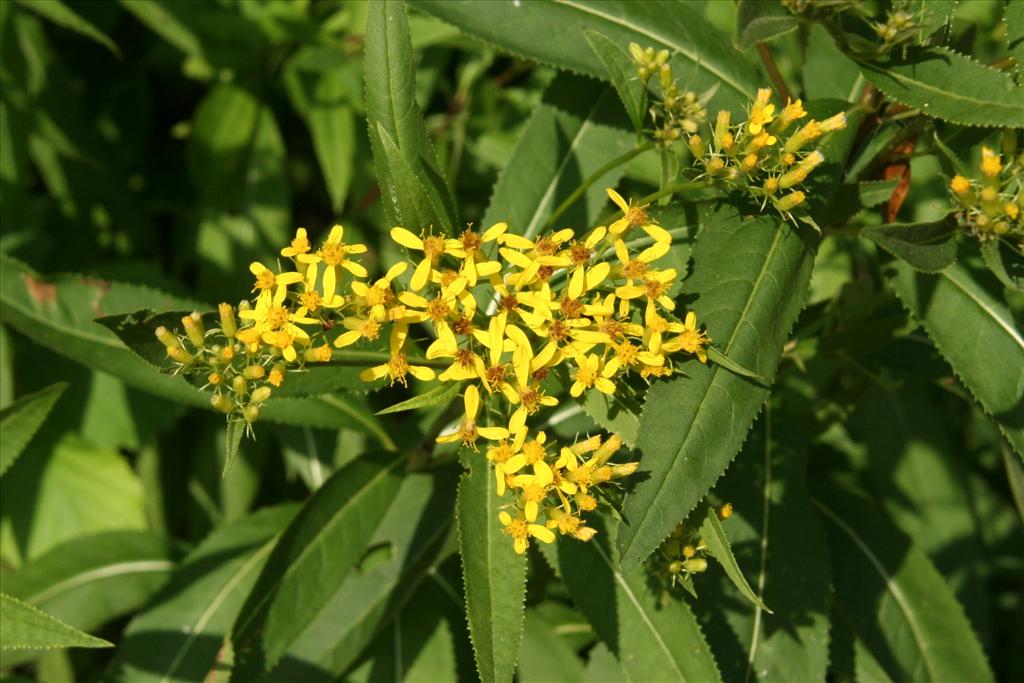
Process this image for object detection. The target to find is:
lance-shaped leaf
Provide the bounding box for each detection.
[557,516,721,682]
[482,72,634,239]
[377,381,461,415]
[862,219,958,273]
[15,0,119,56]
[1006,0,1024,81]
[412,0,759,113]
[584,30,645,133]
[457,455,527,683]
[733,0,799,50]
[698,504,769,612]
[856,47,1024,129]
[365,0,456,233]
[230,451,405,680]
[0,383,66,477]
[815,487,994,683]
[0,594,111,651]
[693,423,830,682]
[888,260,1024,458]
[617,101,860,570]
[108,505,298,683]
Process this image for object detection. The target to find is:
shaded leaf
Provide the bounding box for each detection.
[16,0,119,56]
[698,505,770,612]
[412,0,759,113]
[0,382,66,478]
[0,594,111,651]
[377,381,460,415]
[584,30,645,132]
[518,608,585,683]
[862,219,958,273]
[857,47,1024,129]
[734,0,798,50]
[223,419,245,478]
[230,451,405,679]
[705,346,768,384]
[306,72,356,213]
[980,238,1023,291]
[888,260,1024,457]
[1007,0,1024,81]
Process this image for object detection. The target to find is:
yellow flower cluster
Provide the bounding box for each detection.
[628,43,709,148]
[949,142,1022,242]
[155,189,714,551]
[687,87,847,216]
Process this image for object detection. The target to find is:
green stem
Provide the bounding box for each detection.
[544,141,657,230]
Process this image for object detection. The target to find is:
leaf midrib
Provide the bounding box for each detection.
[27,560,174,605]
[941,266,1024,350]
[861,55,1022,113]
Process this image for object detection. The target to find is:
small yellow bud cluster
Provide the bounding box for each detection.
[155,306,286,425]
[873,9,919,48]
[688,87,847,217]
[629,43,708,148]
[653,518,719,597]
[948,141,1023,243]
[495,432,638,555]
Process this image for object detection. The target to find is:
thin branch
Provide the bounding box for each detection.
[756,42,793,102]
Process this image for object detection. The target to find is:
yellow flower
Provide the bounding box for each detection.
[564,227,610,298]
[436,384,510,448]
[298,225,368,303]
[504,430,554,485]
[488,427,528,496]
[774,98,807,132]
[614,267,677,318]
[401,282,469,357]
[606,188,672,243]
[981,146,1002,178]
[333,314,384,348]
[949,175,971,195]
[499,510,555,555]
[569,353,616,397]
[350,262,407,322]
[498,229,574,286]
[747,88,775,135]
[510,473,554,522]
[390,226,451,292]
[359,324,436,386]
[661,311,711,363]
[641,309,683,355]
[281,227,312,258]
[446,222,507,286]
[249,262,303,301]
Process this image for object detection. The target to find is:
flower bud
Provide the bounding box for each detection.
[707,157,725,176]
[774,191,806,212]
[683,558,708,573]
[784,120,822,153]
[243,364,266,380]
[981,146,1001,178]
[182,312,205,348]
[232,375,247,396]
[714,110,731,150]
[574,526,597,542]
[210,393,234,413]
[950,175,971,195]
[305,344,332,363]
[612,462,639,478]
[268,364,286,387]
[682,544,696,558]
[243,405,261,423]
[778,168,808,190]
[718,502,733,520]
[818,112,847,133]
[688,135,704,159]
[155,326,180,350]
[208,371,222,386]
[593,433,623,466]
[166,346,193,364]
[667,560,684,574]
[218,302,237,338]
[251,386,272,403]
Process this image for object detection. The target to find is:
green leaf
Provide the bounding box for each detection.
[581,389,640,449]
[815,487,995,683]
[412,0,759,113]
[0,382,66,477]
[980,238,1023,291]
[583,30,645,133]
[862,219,958,273]
[0,531,177,668]
[1006,0,1024,81]
[188,83,262,202]
[705,346,768,384]
[108,505,297,683]
[118,0,203,58]
[377,381,461,415]
[617,208,819,570]
[698,504,770,612]
[0,594,111,651]
[15,0,119,56]
[693,424,831,682]
[557,516,722,682]
[888,260,1024,458]
[482,72,634,238]
[733,0,799,50]
[802,25,863,103]
[617,101,862,570]
[457,455,526,683]
[307,73,355,213]
[365,0,456,233]
[518,608,586,683]
[261,470,457,679]
[856,47,1024,129]
[223,419,245,478]
[230,451,405,679]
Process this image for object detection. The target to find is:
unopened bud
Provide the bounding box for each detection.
[981,147,1001,178]
[950,175,971,195]
[593,433,623,466]
[208,371,222,386]
[612,462,639,478]
[774,191,806,212]
[667,560,684,574]
[268,364,286,387]
[688,134,704,159]
[305,344,332,363]
[155,326,180,349]
[243,405,261,423]
[243,365,266,380]
[784,120,821,153]
[778,168,808,189]
[182,312,205,348]
[166,346,193,364]
[251,386,272,403]
[818,112,846,133]
[707,157,725,176]
[210,393,234,413]
[718,502,734,519]
[682,544,696,558]
[218,302,237,338]
[232,375,247,396]
[574,526,598,542]
[683,558,708,573]
[714,110,731,150]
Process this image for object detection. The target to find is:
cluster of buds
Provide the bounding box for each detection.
[949,139,1023,243]
[155,305,289,426]
[780,0,861,19]
[495,432,638,554]
[687,88,847,217]
[155,185,718,551]
[651,503,733,601]
[629,43,709,148]
[872,6,920,49]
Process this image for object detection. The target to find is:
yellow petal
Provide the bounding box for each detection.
[479,426,510,440]
[328,224,344,243]
[411,258,431,292]
[390,227,423,250]
[409,365,436,381]
[360,364,389,381]
[529,524,556,543]
[464,384,480,419]
[606,187,628,212]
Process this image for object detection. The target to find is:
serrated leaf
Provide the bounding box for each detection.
[856,47,1024,129]
[482,72,634,238]
[412,0,759,113]
[733,0,799,50]
[583,30,645,133]
[580,389,640,449]
[377,381,460,415]
[518,608,586,683]
[0,594,111,651]
[557,515,722,682]
[15,0,119,56]
[815,487,995,683]
[0,383,66,477]
[617,208,819,570]
[705,346,768,384]
[888,260,1024,458]
[457,456,526,683]
[365,0,456,233]
[693,426,830,682]
[1007,0,1024,81]
[698,504,770,612]
[230,451,405,680]
[822,180,900,226]
[108,505,297,683]
[862,219,958,273]
[262,471,457,679]
[980,238,1023,290]
[223,419,245,478]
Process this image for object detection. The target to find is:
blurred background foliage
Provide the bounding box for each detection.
[0,0,1022,681]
